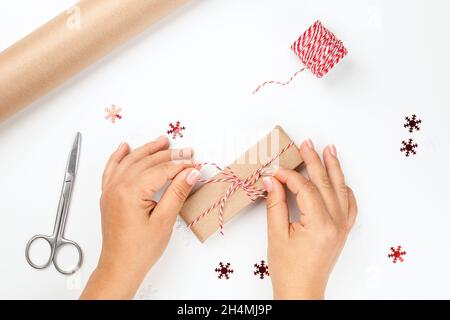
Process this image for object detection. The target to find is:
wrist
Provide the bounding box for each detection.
[273,282,326,300]
[80,263,145,300]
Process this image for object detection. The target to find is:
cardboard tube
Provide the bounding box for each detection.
[0,0,188,123]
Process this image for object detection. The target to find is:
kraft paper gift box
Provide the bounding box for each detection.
[180,126,303,242]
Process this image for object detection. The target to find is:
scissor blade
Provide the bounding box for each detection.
[66,132,81,177]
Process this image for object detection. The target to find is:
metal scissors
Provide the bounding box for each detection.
[25,133,83,275]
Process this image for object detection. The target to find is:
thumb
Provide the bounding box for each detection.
[151,168,201,227]
[263,176,290,240]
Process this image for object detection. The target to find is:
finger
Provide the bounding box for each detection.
[134,148,193,172]
[102,142,129,190]
[146,200,158,216]
[263,176,290,240]
[323,145,348,213]
[151,168,201,226]
[275,167,329,225]
[346,187,358,230]
[120,136,169,169]
[299,139,340,221]
[139,161,194,199]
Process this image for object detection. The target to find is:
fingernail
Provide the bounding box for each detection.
[305,139,314,150]
[157,135,169,145]
[329,144,337,157]
[117,141,126,151]
[186,169,201,186]
[172,148,193,160]
[262,165,279,176]
[263,176,273,192]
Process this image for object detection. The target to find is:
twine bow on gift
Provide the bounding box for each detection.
[188,141,295,235]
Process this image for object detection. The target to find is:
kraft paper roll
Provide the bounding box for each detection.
[0,0,188,123]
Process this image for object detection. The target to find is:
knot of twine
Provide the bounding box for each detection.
[188,141,295,235]
[253,20,348,94]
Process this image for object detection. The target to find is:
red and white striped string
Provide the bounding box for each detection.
[188,141,295,235]
[253,21,348,94]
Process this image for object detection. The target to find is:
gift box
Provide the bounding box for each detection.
[180,126,303,242]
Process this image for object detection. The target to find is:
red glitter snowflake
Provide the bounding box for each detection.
[254,260,270,279]
[388,246,406,263]
[105,104,122,123]
[167,121,185,139]
[400,139,418,157]
[404,114,422,133]
[215,262,234,279]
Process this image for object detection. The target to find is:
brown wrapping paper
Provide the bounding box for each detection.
[0,0,188,122]
[180,126,304,243]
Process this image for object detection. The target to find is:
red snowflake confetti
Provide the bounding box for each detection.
[388,246,406,263]
[400,139,418,157]
[215,262,234,279]
[105,104,122,123]
[167,121,185,139]
[404,114,422,133]
[254,260,270,279]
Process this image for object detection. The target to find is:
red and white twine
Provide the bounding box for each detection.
[253,21,348,94]
[188,141,295,235]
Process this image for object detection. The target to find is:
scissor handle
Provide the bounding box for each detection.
[25,235,83,275]
[25,234,55,270]
[53,238,83,275]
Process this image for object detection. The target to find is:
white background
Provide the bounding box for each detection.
[0,0,449,299]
